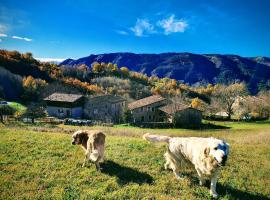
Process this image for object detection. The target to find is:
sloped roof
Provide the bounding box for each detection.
[89,94,126,104]
[44,93,83,103]
[128,95,166,110]
[159,103,190,115]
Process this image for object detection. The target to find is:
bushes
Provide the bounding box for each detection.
[0,105,16,123]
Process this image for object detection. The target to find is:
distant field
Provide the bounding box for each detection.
[8,102,27,112]
[0,121,270,199]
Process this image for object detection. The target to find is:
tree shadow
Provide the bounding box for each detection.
[200,122,231,130]
[100,160,153,185]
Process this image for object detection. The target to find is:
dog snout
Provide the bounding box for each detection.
[72,141,75,145]
[221,155,227,165]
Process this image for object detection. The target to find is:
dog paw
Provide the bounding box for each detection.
[174,173,185,180]
[210,192,218,199]
[199,180,206,186]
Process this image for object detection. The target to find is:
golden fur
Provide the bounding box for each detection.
[143,133,229,199]
[72,130,106,170]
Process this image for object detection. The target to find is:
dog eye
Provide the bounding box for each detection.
[214,147,218,150]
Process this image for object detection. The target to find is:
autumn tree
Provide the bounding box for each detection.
[191,97,204,110]
[22,76,47,102]
[92,62,104,73]
[120,67,129,77]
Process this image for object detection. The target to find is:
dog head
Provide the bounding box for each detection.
[204,138,229,166]
[71,130,88,145]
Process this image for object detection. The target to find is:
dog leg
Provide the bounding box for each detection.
[171,164,183,180]
[173,170,182,179]
[196,168,206,186]
[82,150,91,167]
[210,175,218,199]
[164,160,170,170]
[82,155,87,167]
[95,161,100,171]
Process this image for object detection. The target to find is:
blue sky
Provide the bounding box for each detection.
[0,0,270,60]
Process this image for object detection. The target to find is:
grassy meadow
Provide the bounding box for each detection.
[0,121,270,199]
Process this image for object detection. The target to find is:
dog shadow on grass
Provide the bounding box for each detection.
[100,160,153,185]
[187,175,269,200]
[216,184,270,200]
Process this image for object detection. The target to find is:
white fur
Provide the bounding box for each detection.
[143,133,229,199]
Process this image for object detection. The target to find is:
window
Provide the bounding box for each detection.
[141,107,143,112]
[149,115,151,120]
[141,116,144,122]
[152,107,154,111]
[58,108,63,113]
[66,110,71,117]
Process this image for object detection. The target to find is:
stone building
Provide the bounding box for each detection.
[128,95,168,123]
[84,94,126,123]
[44,93,84,119]
[159,103,202,128]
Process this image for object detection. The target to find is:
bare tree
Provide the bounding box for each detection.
[213,83,248,120]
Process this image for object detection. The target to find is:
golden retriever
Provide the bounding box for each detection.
[72,130,106,170]
[143,133,229,199]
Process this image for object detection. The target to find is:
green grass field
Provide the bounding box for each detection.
[8,102,27,113]
[0,121,270,199]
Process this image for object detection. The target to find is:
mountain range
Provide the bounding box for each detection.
[60,53,270,93]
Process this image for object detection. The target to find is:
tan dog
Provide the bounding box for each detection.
[143,133,229,199]
[72,130,106,170]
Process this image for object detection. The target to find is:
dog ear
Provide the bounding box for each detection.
[78,131,89,143]
[204,147,210,157]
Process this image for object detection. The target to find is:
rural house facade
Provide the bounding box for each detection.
[128,95,168,123]
[159,103,202,128]
[84,94,126,123]
[44,93,84,119]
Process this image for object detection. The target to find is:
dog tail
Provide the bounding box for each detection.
[143,133,171,143]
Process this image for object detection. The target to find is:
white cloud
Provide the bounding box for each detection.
[115,30,128,35]
[0,33,7,37]
[12,35,32,42]
[35,57,66,63]
[157,15,188,35]
[130,19,154,37]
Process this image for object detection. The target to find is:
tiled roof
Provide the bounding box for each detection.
[159,103,190,115]
[44,93,83,103]
[128,95,166,110]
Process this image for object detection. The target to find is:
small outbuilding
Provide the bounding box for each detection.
[159,103,202,128]
[44,93,84,119]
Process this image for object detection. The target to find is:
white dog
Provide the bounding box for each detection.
[143,133,229,198]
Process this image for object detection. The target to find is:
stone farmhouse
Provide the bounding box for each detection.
[128,95,202,127]
[44,93,126,123]
[128,95,168,123]
[44,93,84,119]
[84,94,126,123]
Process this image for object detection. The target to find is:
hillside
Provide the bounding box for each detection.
[60,53,270,93]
